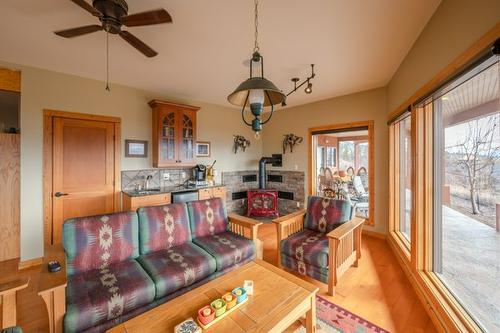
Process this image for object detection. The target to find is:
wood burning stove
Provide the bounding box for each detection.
[247,189,278,217]
[247,155,282,217]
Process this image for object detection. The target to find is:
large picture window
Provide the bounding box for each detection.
[430,55,499,333]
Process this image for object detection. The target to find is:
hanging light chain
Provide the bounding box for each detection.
[105,31,110,91]
[253,0,259,52]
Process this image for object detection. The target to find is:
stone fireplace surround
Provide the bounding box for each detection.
[222,170,305,216]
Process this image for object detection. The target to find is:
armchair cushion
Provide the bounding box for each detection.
[281,254,328,284]
[304,196,353,233]
[63,212,139,276]
[65,259,155,333]
[280,229,329,268]
[187,198,228,238]
[137,203,191,255]
[193,231,255,270]
[136,242,216,299]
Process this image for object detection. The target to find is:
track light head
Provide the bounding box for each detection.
[305,81,312,94]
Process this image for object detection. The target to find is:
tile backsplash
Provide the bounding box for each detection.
[122,168,193,191]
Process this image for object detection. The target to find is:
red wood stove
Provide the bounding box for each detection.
[247,189,279,217]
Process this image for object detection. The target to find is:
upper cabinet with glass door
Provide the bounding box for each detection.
[149,100,200,167]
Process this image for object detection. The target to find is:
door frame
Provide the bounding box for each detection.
[308,120,375,226]
[43,109,121,246]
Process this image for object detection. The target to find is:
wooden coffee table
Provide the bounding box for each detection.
[108,260,318,332]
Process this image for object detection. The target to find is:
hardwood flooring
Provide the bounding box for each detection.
[1,223,436,333]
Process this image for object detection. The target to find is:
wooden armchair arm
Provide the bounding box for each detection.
[38,244,67,333]
[273,209,306,242]
[326,216,365,240]
[0,277,29,329]
[228,213,262,241]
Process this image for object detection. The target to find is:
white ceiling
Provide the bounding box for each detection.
[0,0,440,108]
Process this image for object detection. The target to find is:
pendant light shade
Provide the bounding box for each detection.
[227,77,286,107]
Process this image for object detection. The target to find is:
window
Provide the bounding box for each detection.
[390,115,413,246]
[431,55,499,333]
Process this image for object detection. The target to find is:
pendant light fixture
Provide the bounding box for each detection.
[227,0,286,139]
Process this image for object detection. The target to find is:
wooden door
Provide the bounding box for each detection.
[51,117,116,244]
[178,108,196,165]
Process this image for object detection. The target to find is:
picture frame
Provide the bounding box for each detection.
[196,141,211,157]
[125,140,148,158]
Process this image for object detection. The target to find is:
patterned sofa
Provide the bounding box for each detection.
[59,197,261,333]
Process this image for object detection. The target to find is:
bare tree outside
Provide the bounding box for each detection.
[445,114,500,216]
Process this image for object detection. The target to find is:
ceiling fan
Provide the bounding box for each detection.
[54,0,172,57]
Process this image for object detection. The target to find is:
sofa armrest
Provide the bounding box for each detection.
[273,209,306,242]
[38,244,67,333]
[326,216,365,240]
[228,213,262,241]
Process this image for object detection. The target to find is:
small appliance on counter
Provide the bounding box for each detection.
[193,164,207,181]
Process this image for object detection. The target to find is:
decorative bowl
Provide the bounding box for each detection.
[210,299,227,317]
[197,306,215,325]
[223,292,237,310]
[231,287,247,303]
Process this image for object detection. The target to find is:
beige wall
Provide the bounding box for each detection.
[387,0,500,112]
[262,88,388,234]
[0,60,262,261]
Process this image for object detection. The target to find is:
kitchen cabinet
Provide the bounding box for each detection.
[198,186,226,201]
[123,192,171,211]
[149,100,200,168]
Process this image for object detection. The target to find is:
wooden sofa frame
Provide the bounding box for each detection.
[37,213,262,333]
[274,209,364,295]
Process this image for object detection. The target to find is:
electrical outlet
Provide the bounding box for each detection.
[163,173,170,181]
[296,201,300,208]
[181,171,186,179]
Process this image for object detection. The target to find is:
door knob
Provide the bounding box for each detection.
[54,192,69,197]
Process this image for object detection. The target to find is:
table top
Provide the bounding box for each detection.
[107,259,318,333]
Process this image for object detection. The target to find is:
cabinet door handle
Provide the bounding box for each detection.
[54,192,69,197]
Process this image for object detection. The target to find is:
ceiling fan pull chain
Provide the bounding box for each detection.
[106,31,110,91]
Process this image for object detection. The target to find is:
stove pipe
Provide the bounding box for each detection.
[258,154,282,189]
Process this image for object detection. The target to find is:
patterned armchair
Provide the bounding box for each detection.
[274,196,365,295]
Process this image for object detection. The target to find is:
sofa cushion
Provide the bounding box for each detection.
[187,198,228,238]
[280,229,329,268]
[64,259,155,333]
[63,211,139,276]
[137,242,216,299]
[304,196,353,233]
[281,254,328,283]
[137,203,191,255]
[193,231,255,270]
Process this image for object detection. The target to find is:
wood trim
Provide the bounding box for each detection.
[0,68,21,92]
[308,121,375,226]
[43,109,121,123]
[148,99,201,111]
[388,22,500,122]
[362,229,386,240]
[43,110,121,246]
[17,257,43,270]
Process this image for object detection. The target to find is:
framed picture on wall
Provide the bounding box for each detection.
[196,141,211,157]
[125,140,148,158]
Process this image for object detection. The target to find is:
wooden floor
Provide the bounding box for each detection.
[1,223,436,333]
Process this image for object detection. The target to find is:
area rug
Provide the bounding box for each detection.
[295,296,390,333]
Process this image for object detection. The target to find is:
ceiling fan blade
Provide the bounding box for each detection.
[70,0,102,17]
[119,31,158,57]
[121,9,172,27]
[54,25,103,38]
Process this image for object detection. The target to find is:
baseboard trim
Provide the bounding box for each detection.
[18,257,43,270]
[362,229,386,240]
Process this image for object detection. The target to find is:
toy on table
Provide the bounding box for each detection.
[243,280,254,295]
[231,287,247,303]
[197,306,215,325]
[223,292,237,310]
[174,317,201,333]
[210,298,227,317]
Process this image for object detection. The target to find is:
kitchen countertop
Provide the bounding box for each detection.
[123,183,225,197]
